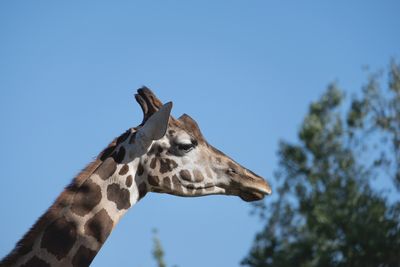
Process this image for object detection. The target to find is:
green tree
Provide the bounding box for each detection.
[242,62,400,267]
[152,229,167,267]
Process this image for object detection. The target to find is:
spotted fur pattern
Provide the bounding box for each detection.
[1,87,271,267]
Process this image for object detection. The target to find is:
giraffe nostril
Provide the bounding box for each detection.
[227,168,238,175]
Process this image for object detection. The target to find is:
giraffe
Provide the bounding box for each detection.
[0,88,271,267]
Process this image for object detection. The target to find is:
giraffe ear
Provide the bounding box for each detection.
[141,102,173,140]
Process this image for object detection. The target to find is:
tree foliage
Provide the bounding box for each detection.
[152,229,167,267]
[242,62,400,267]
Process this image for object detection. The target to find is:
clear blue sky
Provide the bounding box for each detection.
[0,1,399,267]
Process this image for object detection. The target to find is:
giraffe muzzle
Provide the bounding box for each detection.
[223,168,272,202]
[238,179,272,202]
[218,160,272,202]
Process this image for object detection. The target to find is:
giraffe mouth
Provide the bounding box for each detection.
[232,180,272,202]
[217,182,271,202]
[165,178,219,196]
[239,190,266,202]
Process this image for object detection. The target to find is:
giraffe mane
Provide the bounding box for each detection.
[2,87,154,265]
[2,87,210,266]
[0,131,130,266]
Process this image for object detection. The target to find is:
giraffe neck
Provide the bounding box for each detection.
[1,130,149,267]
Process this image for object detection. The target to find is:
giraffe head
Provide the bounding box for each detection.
[132,88,271,202]
[0,87,271,267]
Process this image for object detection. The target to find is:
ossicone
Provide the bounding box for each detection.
[135,86,164,125]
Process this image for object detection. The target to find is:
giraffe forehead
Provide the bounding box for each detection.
[168,120,200,141]
[160,129,193,147]
[173,131,193,143]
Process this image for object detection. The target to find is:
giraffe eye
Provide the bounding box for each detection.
[177,143,194,152]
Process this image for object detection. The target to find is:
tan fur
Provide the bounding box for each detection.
[0,136,122,266]
[1,87,271,267]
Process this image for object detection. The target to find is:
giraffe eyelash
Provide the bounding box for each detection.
[177,143,195,152]
[175,139,198,152]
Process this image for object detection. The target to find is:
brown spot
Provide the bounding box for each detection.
[126,175,133,187]
[0,157,107,267]
[137,162,144,176]
[107,184,131,210]
[21,256,50,267]
[150,158,157,169]
[72,245,97,267]
[159,158,178,174]
[94,157,117,180]
[71,178,102,216]
[172,174,183,193]
[119,164,129,175]
[116,130,130,145]
[147,145,157,156]
[168,130,175,135]
[179,170,192,182]
[163,176,172,190]
[138,182,147,199]
[41,217,77,260]
[193,169,205,182]
[84,209,113,243]
[148,174,160,186]
[147,144,163,156]
[113,146,126,163]
[100,145,116,161]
